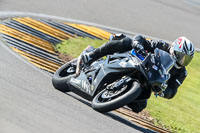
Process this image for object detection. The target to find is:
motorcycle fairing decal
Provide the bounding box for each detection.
[81,80,93,94]
[90,85,95,91]
[152,65,158,71]
[70,77,95,95]
[70,78,81,84]
[119,61,127,68]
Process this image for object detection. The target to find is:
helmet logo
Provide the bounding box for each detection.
[178,38,183,48]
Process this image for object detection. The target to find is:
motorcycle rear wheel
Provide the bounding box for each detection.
[92,80,141,112]
[52,58,77,92]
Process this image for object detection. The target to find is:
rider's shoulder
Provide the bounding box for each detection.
[112,33,127,40]
[122,36,133,44]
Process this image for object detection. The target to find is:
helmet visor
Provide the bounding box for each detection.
[174,51,192,66]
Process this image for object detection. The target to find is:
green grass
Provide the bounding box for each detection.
[55,37,200,133]
[147,52,200,133]
[55,37,107,58]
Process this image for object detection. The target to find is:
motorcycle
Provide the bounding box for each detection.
[52,47,174,112]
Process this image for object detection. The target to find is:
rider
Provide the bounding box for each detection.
[81,34,195,113]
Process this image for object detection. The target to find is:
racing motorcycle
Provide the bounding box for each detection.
[52,47,174,112]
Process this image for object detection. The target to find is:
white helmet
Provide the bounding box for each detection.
[170,37,195,67]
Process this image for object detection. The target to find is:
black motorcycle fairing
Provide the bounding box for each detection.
[52,48,175,112]
[67,53,144,100]
[144,48,174,93]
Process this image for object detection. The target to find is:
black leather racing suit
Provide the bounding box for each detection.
[88,34,187,113]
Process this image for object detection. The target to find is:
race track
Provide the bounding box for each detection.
[0,0,199,132]
[0,0,199,48]
[0,43,152,133]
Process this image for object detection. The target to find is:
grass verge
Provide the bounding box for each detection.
[55,37,200,133]
[55,37,107,58]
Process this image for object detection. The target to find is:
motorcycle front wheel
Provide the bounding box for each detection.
[92,80,142,112]
[52,58,77,92]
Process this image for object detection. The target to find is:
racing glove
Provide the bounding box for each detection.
[132,40,145,55]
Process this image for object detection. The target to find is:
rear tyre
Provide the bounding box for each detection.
[52,59,77,92]
[92,80,142,112]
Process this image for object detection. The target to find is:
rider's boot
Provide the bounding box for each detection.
[81,45,95,65]
[76,46,95,76]
[127,99,147,113]
[81,52,95,65]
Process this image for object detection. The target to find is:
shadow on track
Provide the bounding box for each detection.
[65,93,156,133]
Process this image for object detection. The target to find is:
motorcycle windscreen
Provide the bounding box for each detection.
[154,48,174,75]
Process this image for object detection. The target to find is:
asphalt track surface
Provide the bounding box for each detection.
[0,43,153,133]
[0,0,199,133]
[0,0,200,47]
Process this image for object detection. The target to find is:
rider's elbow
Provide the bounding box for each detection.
[164,93,175,99]
[163,87,177,99]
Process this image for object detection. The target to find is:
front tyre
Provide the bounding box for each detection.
[52,59,77,92]
[92,80,142,112]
